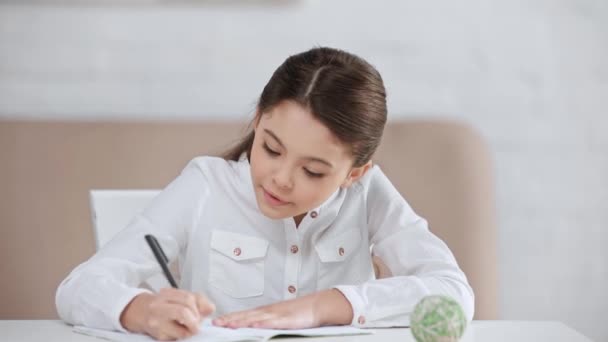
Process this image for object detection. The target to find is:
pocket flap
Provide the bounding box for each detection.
[314,229,362,263]
[210,230,269,261]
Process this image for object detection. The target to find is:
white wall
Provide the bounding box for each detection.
[1,1,607,340]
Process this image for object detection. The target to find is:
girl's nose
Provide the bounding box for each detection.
[273,167,294,190]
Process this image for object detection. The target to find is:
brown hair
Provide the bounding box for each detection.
[223,47,387,167]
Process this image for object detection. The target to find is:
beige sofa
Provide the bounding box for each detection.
[0,119,498,320]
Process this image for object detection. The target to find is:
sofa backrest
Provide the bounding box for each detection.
[0,119,497,319]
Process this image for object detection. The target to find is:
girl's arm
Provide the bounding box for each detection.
[334,166,475,328]
[55,161,210,332]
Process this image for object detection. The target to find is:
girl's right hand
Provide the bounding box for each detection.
[120,288,216,341]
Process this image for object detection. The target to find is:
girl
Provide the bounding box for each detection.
[56,47,474,341]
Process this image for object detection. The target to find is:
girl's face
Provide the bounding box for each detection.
[250,100,371,223]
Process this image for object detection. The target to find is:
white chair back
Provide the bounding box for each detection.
[89,189,174,290]
[89,189,161,249]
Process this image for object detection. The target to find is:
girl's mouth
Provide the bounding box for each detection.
[263,188,289,206]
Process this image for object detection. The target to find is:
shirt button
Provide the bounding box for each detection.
[233,247,241,256]
[310,211,318,218]
[358,315,366,325]
[290,245,299,254]
[288,285,296,294]
[338,247,345,256]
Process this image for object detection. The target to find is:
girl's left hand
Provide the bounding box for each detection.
[212,289,353,329]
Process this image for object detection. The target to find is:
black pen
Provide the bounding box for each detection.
[145,234,179,288]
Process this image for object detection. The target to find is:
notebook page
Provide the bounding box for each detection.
[73,319,372,342]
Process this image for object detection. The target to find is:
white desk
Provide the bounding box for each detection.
[0,320,594,341]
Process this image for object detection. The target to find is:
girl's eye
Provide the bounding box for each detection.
[304,169,324,178]
[263,142,280,156]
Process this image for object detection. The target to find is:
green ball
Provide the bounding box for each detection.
[410,295,467,342]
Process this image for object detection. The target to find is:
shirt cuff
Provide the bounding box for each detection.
[111,287,153,332]
[333,285,368,328]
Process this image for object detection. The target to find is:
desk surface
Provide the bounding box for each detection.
[0,320,594,342]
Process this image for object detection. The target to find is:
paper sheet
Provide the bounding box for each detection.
[73,319,373,342]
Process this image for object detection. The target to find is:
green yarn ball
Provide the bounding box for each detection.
[410,295,467,342]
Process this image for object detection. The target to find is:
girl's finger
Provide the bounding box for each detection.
[154,321,193,341]
[214,310,255,326]
[228,312,276,328]
[159,289,200,321]
[194,293,216,316]
[163,303,200,334]
[250,316,289,330]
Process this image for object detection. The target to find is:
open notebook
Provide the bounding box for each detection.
[73,319,373,342]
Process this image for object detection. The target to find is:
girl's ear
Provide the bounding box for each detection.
[341,160,373,188]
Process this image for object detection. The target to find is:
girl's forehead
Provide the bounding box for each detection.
[261,102,337,141]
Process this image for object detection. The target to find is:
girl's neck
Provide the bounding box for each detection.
[293,213,306,228]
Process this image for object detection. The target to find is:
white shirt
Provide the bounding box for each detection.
[56,155,474,331]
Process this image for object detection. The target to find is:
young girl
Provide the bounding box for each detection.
[56,47,474,341]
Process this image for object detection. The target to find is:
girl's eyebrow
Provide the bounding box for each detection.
[263,128,334,168]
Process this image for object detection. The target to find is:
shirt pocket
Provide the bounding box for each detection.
[208,230,269,298]
[314,229,363,288]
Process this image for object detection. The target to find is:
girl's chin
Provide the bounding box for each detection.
[260,208,292,220]
[257,200,293,219]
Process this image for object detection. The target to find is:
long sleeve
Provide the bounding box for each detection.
[55,161,210,331]
[335,167,475,328]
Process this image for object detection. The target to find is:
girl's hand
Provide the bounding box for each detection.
[212,289,353,329]
[120,288,215,341]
